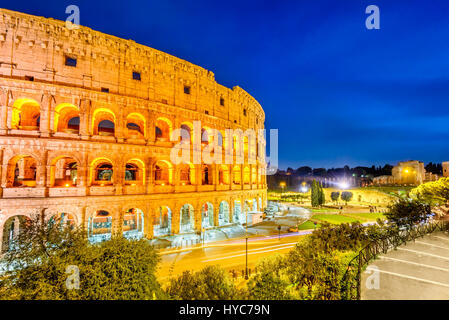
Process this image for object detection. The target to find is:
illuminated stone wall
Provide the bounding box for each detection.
[0,9,267,251]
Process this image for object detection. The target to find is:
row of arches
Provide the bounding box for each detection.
[1,197,263,251]
[5,154,263,188]
[10,99,263,156]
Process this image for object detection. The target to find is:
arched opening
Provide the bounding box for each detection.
[155,118,171,141]
[252,198,258,211]
[97,120,115,136]
[92,159,113,185]
[179,163,195,185]
[48,212,76,229]
[125,159,144,185]
[219,201,230,226]
[153,206,172,237]
[233,165,241,185]
[243,166,250,184]
[201,202,214,228]
[126,113,145,139]
[202,164,213,185]
[11,98,40,130]
[180,123,192,143]
[92,109,116,136]
[6,155,37,187]
[218,165,230,185]
[51,157,78,187]
[123,208,144,239]
[54,103,80,134]
[2,215,30,253]
[180,204,194,233]
[154,160,172,185]
[88,210,112,243]
[233,200,243,224]
[201,127,211,145]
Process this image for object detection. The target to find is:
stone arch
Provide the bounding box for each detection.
[202,164,213,185]
[6,154,38,188]
[232,165,241,184]
[124,158,145,185]
[1,215,30,253]
[153,159,173,185]
[126,112,146,139]
[153,206,172,237]
[201,202,214,228]
[11,98,40,130]
[122,208,144,239]
[92,108,116,136]
[219,200,230,226]
[179,162,195,185]
[179,203,194,233]
[243,166,250,184]
[155,117,172,141]
[49,155,80,187]
[87,209,112,243]
[90,157,114,185]
[54,103,80,134]
[218,164,230,185]
[180,121,193,143]
[233,199,243,224]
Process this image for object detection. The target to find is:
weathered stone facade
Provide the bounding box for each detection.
[0,9,267,250]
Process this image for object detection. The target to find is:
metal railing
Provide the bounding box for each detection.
[340,220,449,300]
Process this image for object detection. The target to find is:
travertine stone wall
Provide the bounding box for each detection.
[0,9,267,251]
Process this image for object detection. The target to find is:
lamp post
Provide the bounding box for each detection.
[245,236,249,280]
[277,224,281,240]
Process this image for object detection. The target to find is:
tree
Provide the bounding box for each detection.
[166,265,241,300]
[311,180,320,207]
[341,191,353,205]
[330,191,340,204]
[318,183,325,206]
[0,213,163,300]
[385,198,432,228]
[410,177,449,206]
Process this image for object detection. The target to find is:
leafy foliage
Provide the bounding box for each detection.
[341,191,353,205]
[165,265,241,300]
[385,198,432,227]
[410,177,449,206]
[0,213,162,300]
[331,191,340,203]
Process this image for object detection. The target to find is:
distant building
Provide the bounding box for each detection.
[373,160,439,186]
[443,162,449,177]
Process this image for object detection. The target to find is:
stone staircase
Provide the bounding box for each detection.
[361,231,449,299]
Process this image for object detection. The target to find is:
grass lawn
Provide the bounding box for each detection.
[309,207,338,213]
[342,212,385,222]
[312,214,359,225]
[297,220,321,230]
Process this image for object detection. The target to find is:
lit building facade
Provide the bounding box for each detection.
[443,162,449,177]
[0,9,267,251]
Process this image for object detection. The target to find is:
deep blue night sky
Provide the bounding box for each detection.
[3,0,449,169]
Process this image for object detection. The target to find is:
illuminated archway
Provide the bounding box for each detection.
[201,202,214,228]
[88,210,112,243]
[232,165,241,185]
[125,159,145,185]
[218,165,230,185]
[155,117,172,141]
[50,156,78,187]
[179,162,195,185]
[54,103,80,134]
[233,200,243,224]
[91,158,114,185]
[154,206,172,237]
[92,108,116,136]
[48,212,76,229]
[180,204,194,233]
[2,215,30,253]
[11,98,40,130]
[243,166,250,184]
[219,201,230,226]
[154,160,173,185]
[202,164,213,185]
[123,208,144,239]
[6,155,38,187]
[126,113,146,139]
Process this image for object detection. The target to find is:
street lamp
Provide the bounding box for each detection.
[280,181,286,193]
[245,236,249,280]
[277,225,281,240]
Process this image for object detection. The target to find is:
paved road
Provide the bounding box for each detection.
[361,231,449,299]
[156,232,307,282]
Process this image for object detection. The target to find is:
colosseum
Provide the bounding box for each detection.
[0,8,267,251]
